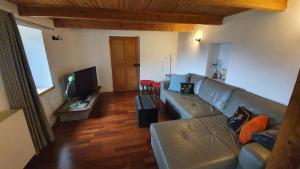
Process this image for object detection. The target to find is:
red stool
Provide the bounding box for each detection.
[152,81,160,98]
[140,80,153,94]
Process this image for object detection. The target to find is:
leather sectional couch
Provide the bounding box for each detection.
[150,74,286,169]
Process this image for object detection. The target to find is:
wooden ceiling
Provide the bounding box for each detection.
[9,0,287,32]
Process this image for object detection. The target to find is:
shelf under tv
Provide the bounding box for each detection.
[56,86,101,122]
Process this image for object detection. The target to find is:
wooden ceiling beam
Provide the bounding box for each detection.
[206,0,287,11]
[18,5,223,25]
[53,19,194,32]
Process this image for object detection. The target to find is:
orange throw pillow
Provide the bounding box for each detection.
[239,115,269,144]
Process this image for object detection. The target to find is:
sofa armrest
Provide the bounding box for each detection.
[160,80,170,90]
[236,142,271,169]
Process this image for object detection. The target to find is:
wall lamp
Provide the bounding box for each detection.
[52,35,63,41]
[195,31,203,42]
[195,37,202,42]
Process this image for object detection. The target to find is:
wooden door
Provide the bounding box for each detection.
[110,36,139,91]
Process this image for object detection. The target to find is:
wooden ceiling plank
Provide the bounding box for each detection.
[53,19,194,32]
[18,5,223,25]
[206,0,287,11]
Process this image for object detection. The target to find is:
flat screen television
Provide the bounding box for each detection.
[74,66,98,98]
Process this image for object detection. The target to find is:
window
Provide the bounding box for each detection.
[18,25,54,94]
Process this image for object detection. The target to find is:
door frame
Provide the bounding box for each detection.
[109,36,140,91]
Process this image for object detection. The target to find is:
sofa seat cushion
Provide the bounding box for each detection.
[164,90,221,118]
[150,115,240,169]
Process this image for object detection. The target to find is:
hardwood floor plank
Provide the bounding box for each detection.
[25,91,172,169]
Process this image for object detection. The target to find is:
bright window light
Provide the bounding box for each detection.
[18,25,54,94]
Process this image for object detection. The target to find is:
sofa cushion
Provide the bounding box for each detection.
[189,74,206,95]
[198,79,238,111]
[229,106,252,133]
[164,90,221,118]
[252,125,280,150]
[189,74,205,83]
[193,80,202,95]
[150,115,240,169]
[180,83,194,94]
[239,115,269,144]
[223,90,286,126]
[168,74,189,92]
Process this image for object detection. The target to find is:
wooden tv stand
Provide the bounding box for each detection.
[56,86,101,122]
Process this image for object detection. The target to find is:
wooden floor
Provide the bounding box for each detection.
[25,91,173,169]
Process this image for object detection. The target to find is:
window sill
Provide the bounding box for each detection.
[38,86,55,96]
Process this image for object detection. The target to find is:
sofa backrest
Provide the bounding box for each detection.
[190,74,205,83]
[198,78,239,111]
[223,90,286,126]
[189,74,206,95]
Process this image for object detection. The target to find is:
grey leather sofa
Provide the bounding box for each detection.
[150,74,286,169]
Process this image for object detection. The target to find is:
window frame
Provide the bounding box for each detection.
[17,24,55,95]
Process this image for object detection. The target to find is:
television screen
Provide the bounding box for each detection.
[74,66,98,98]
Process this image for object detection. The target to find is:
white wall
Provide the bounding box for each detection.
[205,43,221,77]
[176,31,208,75]
[44,29,178,93]
[218,43,232,70]
[176,0,300,105]
[0,0,178,124]
[205,42,232,78]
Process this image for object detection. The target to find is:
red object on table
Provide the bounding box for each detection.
[152,82,160,89]
[140,80,154,94]
[152,81,160,98]
[140,80,160,97]
[140,80,153,86]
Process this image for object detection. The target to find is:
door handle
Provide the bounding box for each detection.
[134,64,140,67]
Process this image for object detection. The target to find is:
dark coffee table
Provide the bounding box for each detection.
[135,95,158,128]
